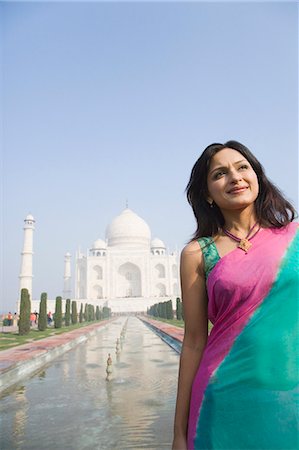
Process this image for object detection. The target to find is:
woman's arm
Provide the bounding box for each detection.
[172,241,208,450]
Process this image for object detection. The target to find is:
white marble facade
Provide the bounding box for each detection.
[75,208,180,312]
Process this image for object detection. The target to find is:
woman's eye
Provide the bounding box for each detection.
[214,171,225,179]
[239,164,248,170]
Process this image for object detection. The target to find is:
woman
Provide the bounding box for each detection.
[172,140,298,450]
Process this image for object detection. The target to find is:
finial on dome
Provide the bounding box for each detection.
[126,198,128,209]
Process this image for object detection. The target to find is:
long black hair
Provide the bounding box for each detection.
[186,140,296,240]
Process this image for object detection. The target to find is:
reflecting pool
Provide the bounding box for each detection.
[0,317,179,449]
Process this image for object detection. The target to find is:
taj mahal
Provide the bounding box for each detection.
[18,208,180,313]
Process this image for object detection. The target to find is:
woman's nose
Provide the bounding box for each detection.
[229,169,242,183]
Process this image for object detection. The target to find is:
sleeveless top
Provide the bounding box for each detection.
[197,237,220,279]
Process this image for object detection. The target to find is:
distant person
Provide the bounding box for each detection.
[47,311,53,325]
[30,312,36,327]
[7,312,12,326]
[172,140,298,450]
[13,312,18,326]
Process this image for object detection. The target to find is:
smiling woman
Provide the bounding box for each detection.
[185,140,295,239]
[172,140,298,450]
[207,148,259,213]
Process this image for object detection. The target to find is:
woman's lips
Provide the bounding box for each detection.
[227,186,249,194]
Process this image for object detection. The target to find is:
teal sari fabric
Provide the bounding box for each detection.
[197,237,220,278]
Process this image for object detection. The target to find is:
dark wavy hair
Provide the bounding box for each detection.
[186,140,296,240]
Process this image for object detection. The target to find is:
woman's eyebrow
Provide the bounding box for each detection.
[209,160,247,174]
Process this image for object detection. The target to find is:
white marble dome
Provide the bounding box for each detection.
[151,238,166,249]
[106,208,151,248]
[91,239,107,249]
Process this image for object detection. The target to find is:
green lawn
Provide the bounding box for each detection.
[149,317,185,328]
[0,321,105,351]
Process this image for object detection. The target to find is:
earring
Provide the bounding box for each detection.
[207,199,214,208]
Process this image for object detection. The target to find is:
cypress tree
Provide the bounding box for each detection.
[71,301,78,324]
[18,288,31,335]
[96,305,100,320]
[166,301,170,319]
[162,302,167,319]
[152,304,156,316]
[176,298,182,321]
[38,292,47,331]
[84,303,88,321]
[91,305,95,321]
[102,306,109,319]
[79,303,83,323]
[65,299,71,326]
[54,296,62,328]
[87,305,90,321]
[158,302,162,317]
[167,300,174,319]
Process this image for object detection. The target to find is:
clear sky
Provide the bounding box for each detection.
[1,1,298,313]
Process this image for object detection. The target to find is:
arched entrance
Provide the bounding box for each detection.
[117,262,142,297]
[93,285,103,299]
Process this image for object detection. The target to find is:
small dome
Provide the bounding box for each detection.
[25,214,35,222]
[91,239,107,249]
[151,238,166,249]
[106,208,151,248]
[65,252,71,257]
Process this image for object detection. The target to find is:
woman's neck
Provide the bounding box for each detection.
[222,206,258,235]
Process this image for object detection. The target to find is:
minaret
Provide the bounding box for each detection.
[19,214,35,299]
[63,252,72,299]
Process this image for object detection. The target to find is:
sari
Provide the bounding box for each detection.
[187,222,299,450]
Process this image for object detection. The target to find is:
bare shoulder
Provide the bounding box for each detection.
[180,240,204,275]
[180,241,208,341]
[181,240,203,258]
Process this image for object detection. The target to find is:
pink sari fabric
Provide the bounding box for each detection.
[187,223,298,450]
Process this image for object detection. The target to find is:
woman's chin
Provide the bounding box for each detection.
[220,201,255,212]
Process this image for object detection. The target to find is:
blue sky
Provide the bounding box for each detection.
[1,1,298,312]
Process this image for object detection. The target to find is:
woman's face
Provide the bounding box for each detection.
[207,148,259,211]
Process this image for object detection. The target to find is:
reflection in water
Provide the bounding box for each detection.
[12,385,28,447]
[0,317,179,449]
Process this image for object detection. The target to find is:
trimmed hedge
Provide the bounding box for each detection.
[71,301,78,324]
[38,292,47,331]
[148,299,177,320]
[18,288,31,335]
[79,303,83,323]
[54,296,62,328]
[65,299,71,326]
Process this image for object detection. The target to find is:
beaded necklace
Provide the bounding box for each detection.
[223,222,260,254]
